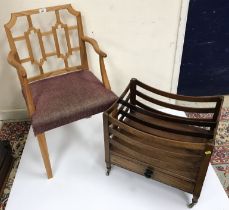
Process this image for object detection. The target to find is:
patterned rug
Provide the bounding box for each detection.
[0,121,31,210]
[211,119,229,197]
[0,109,229,209]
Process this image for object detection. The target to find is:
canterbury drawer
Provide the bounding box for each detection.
[110,153,195,194]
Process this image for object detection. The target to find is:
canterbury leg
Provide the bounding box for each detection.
[37,133,53,179]
[103,113,111,176]
[188,195,199,208]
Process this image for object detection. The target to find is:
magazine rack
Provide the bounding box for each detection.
[103,78,223,207]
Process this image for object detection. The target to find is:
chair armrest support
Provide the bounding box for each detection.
[7,50,35,116]
[81,36,107,57]
[8,51,27,78]
[81,36,111,90]
[99,55,111,90]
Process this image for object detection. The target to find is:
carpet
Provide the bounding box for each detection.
[0,108,228,209]
[0,121,30,210]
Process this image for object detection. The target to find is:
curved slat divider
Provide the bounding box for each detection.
[135,79,222,103]
[118,99,216,128]
[108,117,207,150]
[119,110,213,139]
[109,127,202,160]
[136,90,216,114]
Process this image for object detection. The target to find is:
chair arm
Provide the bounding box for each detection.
[81,36,111,90]
[81,36,107,57]
[7,50,27,79]
[7,50,35,116]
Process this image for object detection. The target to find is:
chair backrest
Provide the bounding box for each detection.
[5,4,89,83]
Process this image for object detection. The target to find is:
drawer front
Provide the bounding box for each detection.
[110,138,200,181]
[110,153,195,194]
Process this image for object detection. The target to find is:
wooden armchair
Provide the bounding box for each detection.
[4,4,117,179]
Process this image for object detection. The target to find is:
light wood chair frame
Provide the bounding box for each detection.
[5,4,111,179]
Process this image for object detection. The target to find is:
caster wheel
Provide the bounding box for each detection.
[106,168,111,176]
[188,200,197,208]
[188,202,196,208]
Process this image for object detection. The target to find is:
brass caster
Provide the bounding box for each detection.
[188,199,198,208]
[188,202,195,208]
[106,167,111,176]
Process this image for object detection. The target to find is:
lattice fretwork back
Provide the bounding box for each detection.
[5,4,88,82]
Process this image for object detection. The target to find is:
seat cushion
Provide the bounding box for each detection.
[30,70,117,135]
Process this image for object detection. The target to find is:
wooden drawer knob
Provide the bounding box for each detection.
[144,168,153,178]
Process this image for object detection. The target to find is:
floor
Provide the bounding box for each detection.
[3,113,229,210]
[0,96,228,209]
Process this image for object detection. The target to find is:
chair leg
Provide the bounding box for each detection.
[37,133,53,179]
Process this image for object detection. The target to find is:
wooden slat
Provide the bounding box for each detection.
[24,31,34,63]
[119,110,213,139]
[213,98,224,121]
[41,26,77,37]
[8,4,72,19]
[64,25,72,55]
[136,79,221,103]
[13,35,25,41]
[26,15,33,28]
[72,47,80,51]
[135,100,214,122]
[37,29,46,60]
[55,10,62,24]
[134,111,211,135]
[41,30,53,36]
[28,66,82,83]
[52,26,61,57]
[108,116,207,150]
[77,13,88,69]
[46,52,57,57]
[117,128,202,156]
[38,65,44,74]
[63,58,69,68]
[118,99,216,128]
[136,90,216,114]
[5,4,79,30]
[68,25,78,30]
[109,127,202,160]
[123,115,210,143]
[20,57,31,63]
[113,94,130,118]
[110,142,198,179]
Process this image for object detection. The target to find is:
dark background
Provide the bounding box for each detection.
[178,0,229,96]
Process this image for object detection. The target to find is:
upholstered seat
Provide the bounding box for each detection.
[31,70,117,135]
